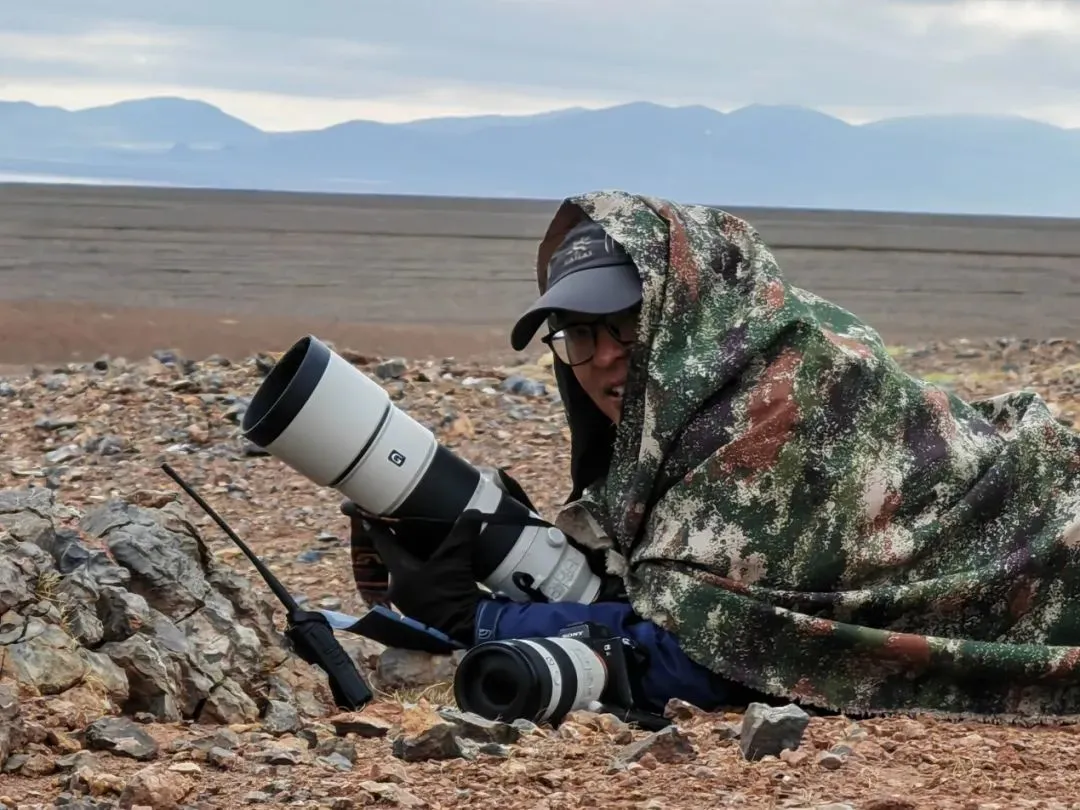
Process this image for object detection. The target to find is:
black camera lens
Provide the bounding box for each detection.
[455,643,548,720]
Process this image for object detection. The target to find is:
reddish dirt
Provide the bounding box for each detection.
[0,299,526,373]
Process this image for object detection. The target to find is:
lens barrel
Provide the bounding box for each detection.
[242,335,470,518]
[454,637,607,724]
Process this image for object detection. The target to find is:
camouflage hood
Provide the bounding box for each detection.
[539,189,1080,722]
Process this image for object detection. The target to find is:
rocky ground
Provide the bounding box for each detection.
[5,336,1080,809]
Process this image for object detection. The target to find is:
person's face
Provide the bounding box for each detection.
[545,308,638,424]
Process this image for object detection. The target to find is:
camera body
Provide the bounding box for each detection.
[453,620,666,728]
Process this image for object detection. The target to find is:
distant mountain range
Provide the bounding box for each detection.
[2,96,1079,217]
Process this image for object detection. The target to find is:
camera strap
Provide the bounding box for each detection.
[356,508,619,604]
[357,506,556,534]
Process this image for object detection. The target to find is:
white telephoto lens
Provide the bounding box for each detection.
[242,335,602,604]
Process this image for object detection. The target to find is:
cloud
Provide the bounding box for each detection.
[1,0,1079,129]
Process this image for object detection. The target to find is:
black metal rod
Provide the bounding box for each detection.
[160,462,299,613]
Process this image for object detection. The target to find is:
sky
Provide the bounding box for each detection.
[1,0,1079,131]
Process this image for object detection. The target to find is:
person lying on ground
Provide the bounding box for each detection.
[346,189,1080,722]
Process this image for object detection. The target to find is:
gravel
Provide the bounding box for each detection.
[5,337,1080,808]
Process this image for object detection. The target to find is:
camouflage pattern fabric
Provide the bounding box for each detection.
[540,189,1080,722]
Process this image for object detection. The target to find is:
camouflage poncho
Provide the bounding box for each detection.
[540,189,1080,722]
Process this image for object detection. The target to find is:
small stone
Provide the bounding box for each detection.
[35,415,78,431]
[558,722,585,740]
[67,764,127,796]
[892,719,929,741]
[17,752,56,776]
[366,760,408,783]
[91,435,126,456]
[537,769,569,788]
[662,698,709,722]
[612,726,697,768]
[242,440,270,457]
[0,683,24,770]
[118,763,195,808]
[261,700,301,735]
[500,375,547,397]
[2,754,27,774]
[464,740,510,758]
[780,747,810,766]
[329,711,394,738]
[713,721,741,741]
[56,750,101,772]
[374,359,407,380]
[207,747,238,768]
[392,721,466,762]
[738,702,810,761]
[168,761,202,774]
[818,751,847,769]
[184,728,241,754]
[358,781,425,807]
[249,743,304,766]
[843,723,869,741]
[44,445,81,465]
[436,707,521,745]
[47,728,82,754]
[511,718,544,736]
[317,751,354,771]
[261,776,291,795]
[83,717,159,761]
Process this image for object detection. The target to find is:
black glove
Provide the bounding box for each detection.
[364,510,484,646]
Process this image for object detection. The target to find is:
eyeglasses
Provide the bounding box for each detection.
[541,310,638,367]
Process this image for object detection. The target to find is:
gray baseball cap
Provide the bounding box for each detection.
[511,219,642,351]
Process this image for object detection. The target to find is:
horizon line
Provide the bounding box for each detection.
[5,177,1080,225]
[2,93,1076,135]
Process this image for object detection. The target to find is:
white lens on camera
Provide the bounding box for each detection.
[520,638,607,721]
[241,335,602,604]
[453,636,608,724]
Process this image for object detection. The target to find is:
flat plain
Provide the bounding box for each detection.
[2,182,1080,367]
